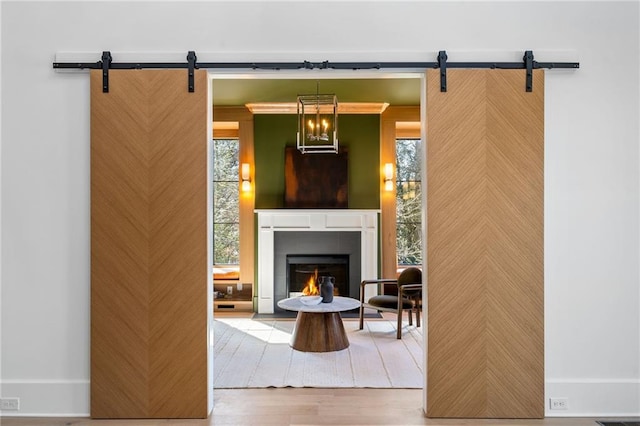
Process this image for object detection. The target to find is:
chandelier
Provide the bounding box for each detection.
[296,82,338,154]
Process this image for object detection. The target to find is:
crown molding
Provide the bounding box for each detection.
[245,102,389,115]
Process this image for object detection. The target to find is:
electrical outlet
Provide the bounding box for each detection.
[549,398,568,410]
[0,397,20,411]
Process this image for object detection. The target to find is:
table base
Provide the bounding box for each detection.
[290,311,349,352]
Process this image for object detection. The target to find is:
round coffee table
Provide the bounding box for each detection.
[277,296,361,352]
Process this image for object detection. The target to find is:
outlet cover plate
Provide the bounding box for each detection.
[0,397,20,411]
[549,398,569,410]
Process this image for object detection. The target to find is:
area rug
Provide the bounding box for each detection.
[213,317,423,389]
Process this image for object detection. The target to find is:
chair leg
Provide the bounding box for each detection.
[415,304,421,328]
[408,309,413,326]
[359,305,364,330]
[396,309,402,339]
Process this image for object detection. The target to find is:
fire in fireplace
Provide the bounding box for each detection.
[286,255,349,298]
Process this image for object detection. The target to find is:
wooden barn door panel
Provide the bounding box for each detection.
[91,70,209,418]
[426,69,544,418]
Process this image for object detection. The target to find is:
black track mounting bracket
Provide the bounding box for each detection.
[187,51,197,92]
[438,51,448,92]
[101,51,112,93]
[302,60,330,70]
[524,50,534,92]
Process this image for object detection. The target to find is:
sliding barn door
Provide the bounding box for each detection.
[426,69,544,418]
[90,70,210,418]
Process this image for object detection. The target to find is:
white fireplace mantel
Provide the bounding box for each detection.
[255,209,380,314]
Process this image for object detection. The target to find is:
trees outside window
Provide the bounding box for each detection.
[396,138,422,266]
[213,139,240,268]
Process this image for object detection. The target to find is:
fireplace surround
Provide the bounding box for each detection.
[274,232,359,313]
[256,209,379,314]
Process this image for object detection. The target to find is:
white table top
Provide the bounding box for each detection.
[277,296,361,313]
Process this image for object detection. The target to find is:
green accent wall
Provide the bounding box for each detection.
[254,114,380,209]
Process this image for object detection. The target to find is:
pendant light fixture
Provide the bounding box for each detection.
[296,81,338,154]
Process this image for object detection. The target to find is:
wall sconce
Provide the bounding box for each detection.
[383,163,394,192]
[241,163,251,192]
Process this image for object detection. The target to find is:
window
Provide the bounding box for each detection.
[396,138,422,266]
[213,138,240,279]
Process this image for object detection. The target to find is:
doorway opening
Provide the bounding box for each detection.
[209,69,427,397]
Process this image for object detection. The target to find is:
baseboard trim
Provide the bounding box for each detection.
[546,379,640,417]
[3,378,638,417]
[1,413,89,418]
[0,379,90,417]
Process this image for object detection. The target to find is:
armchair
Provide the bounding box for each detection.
[358,267,422,339]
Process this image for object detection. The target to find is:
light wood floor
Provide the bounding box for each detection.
[0,388,619,425]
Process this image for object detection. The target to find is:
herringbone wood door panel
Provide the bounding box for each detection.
[426,69,544,418]
[91,70,209,418]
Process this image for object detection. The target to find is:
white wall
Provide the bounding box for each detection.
[1,0,638,418]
